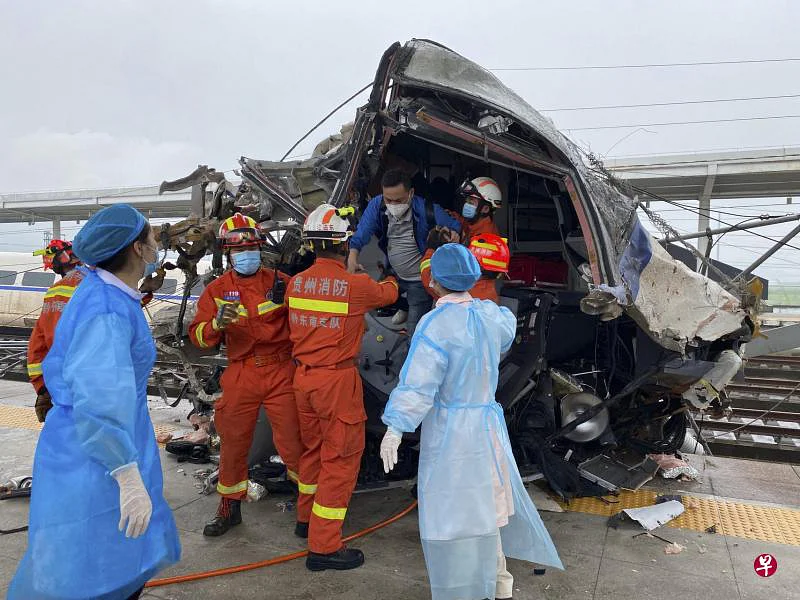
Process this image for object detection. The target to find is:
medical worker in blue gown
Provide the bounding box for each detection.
[9,204,181,600]
[380,243,562,600]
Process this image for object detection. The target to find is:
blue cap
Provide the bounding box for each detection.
[430,243,481,292]
[73,204,147,265]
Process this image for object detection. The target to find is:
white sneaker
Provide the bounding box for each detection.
[391,309,408,325]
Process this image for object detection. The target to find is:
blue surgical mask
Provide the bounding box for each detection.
[232,250,261,275]
[462,202,477,219]
[142,244,158,278]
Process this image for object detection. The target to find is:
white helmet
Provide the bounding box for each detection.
[459,176,502,209]
[302,204,354,242]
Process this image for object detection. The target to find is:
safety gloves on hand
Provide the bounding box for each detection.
[214,303,240,330]
[380,428,403,473]
[34,388,53,423]
[112,464,153,539]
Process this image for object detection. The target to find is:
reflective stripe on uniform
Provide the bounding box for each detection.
[297,480,318,495]
[195,321,209,348]
[287,469,299,483]
[216,480,249,495]
[27,363,43,376]
[420,259,431,273]
[482,257,508,269]
[44,285,77,300]
[214,298,249,318]
[382,279,399,289]
[257,301,284,315]
[312,501,347,520]
[470,241,499,251]
[288,297,348,315]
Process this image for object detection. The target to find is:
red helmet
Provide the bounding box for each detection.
[218,213,262,249]
[468,233,510,273]
[34,239,80,273]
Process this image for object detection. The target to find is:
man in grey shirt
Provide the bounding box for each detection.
[347,169,461,333]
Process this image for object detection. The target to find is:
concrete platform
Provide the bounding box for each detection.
[1,379,799,600]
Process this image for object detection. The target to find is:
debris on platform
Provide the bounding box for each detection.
[578,453,659,492]
[276,500,295,512]
[183,428,210,444]
[623,500,685,530]
[247,480,268,502]
[189,412,211,430]
[664,542,686,555]
[705,525,718,534]
[648,453,701,481]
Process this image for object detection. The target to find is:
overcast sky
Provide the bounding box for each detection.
[1,0,800,284]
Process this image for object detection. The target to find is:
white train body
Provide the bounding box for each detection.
[0,252,204,328]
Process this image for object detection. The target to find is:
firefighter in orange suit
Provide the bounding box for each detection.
[288,204,398,571]
[188,213,303,537]
[27,240,84,422]
[456,176,502,242]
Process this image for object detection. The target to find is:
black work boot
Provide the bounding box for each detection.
[306,547,365,571]
[203,498,242,537]
[295,521,309,538]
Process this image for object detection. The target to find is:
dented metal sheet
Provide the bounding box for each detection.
[623,500,685,531]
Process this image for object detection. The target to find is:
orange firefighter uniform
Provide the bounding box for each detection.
[189,267,302,499]
[460,214,500,243]
[288,258,398,554]
[27,268,86,394]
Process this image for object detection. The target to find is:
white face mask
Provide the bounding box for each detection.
[386,202,410,218]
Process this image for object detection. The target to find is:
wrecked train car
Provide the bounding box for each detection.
[160,40,753,497]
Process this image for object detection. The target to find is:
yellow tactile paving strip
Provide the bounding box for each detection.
[559,488,800,546]
[0,404,180,444]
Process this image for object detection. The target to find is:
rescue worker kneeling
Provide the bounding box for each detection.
[288,204,398,571]
[380,244,562,600]
[189,213,302,537]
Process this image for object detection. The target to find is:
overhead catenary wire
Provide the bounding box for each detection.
[490,57,800,71]
[631,186,800,253]
[567,114,800,132]
[542,92,800,113]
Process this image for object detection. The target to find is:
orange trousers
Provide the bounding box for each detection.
[215,357,302,499]
[294,365,366,554]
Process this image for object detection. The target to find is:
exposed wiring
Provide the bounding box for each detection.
[280,82,372,161]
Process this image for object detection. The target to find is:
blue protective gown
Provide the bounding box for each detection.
[8,269,181,600]
[382,297,562,600]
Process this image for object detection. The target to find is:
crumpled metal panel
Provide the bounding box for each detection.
[240,158,338,218]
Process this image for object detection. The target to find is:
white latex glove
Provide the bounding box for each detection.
[111,464,153,539]
[380,428,402,473]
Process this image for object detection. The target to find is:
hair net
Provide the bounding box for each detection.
[73,204,147,265]
[430,243,481,292]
